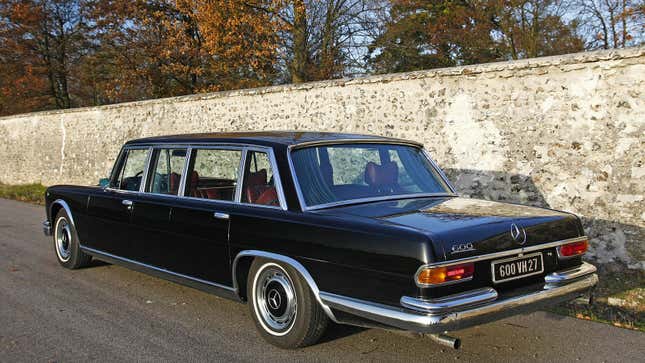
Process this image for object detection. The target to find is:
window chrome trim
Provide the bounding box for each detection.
[303,193,456,211]
[422,149,457,194]
[414,236,589,288]
[234,149,247,203]
[139,146,154,193]
[177,147,192,197]
[106,143,287,211]
[290,138,423,150]
[236,146,288,211]
[107,145,150,190]
[286,142,457,212]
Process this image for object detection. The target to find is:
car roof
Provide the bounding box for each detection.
[124,131,422,148]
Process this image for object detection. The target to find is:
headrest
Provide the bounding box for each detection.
[364,161,398,186]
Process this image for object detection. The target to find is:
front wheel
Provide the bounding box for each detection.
[53,209,92,269]
[247,259,328,348]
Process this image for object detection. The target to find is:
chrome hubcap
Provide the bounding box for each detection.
[253,263,297,335]
[55,218,72,262]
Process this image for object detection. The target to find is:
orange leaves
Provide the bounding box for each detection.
[88,0,280,100]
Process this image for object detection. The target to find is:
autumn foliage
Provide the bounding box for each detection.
[0,0,643,117]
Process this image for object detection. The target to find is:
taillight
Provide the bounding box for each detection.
[558,240,588,258]
[416,263,475,286]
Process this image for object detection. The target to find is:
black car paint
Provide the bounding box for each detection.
[45,132,585,308]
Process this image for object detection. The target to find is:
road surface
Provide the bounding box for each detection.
[0,198,643,362]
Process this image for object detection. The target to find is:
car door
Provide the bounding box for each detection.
[127,147,189,268]
[132,146,243,285]
[85,147,150,257]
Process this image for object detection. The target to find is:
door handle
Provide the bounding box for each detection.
[122,200,133,210]
[213,212,230,220]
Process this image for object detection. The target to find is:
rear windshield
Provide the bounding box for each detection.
[290,144,451,207]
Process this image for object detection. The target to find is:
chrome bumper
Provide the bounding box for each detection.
[320,262,598,333]
[43,220,52,236]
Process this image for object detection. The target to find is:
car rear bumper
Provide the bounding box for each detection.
[320,262,597,333]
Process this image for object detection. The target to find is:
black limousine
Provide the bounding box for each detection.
[43,132,598,349]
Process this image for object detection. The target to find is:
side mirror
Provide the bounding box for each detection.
[98,178,110,188]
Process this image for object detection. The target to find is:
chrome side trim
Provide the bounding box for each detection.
[400,288,498,313]
[286,142,457,212]
[49,199,76,229]
[232,250,337,322]
[545,261,597,285]
[81,246,237,296]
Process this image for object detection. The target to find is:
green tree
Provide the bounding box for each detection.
[368,0,584,73]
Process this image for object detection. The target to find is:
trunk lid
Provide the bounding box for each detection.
[318,197,583,263]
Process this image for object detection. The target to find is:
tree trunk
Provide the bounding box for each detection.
[319,1,337,80]
[291,0,308,83]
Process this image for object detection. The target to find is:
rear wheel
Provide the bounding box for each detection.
[247,259,328,349]
[53,209,92,269]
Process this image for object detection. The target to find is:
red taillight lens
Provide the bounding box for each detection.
[417,263,475,286]
[558,240,588,258]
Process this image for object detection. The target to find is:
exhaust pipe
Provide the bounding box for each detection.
[428,333,461,349]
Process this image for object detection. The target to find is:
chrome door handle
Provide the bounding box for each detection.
[122,200,133,209]
[213,212,230,220]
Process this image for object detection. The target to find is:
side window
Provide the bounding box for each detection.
[112,148,149,191]
[146,148,188,195]
[241,151,279,207]
[186,149,241,201]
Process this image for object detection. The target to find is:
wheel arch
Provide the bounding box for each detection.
[232,250,337,322]
[50,199,76,228]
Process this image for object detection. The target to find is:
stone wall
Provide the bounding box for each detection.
[1,47,643,269]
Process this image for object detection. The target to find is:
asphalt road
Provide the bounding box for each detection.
[0,198,643,362]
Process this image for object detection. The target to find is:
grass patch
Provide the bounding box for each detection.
[0,183,47,205]
[548,264,645,331]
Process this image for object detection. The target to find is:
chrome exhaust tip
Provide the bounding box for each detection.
[428,333,461,349]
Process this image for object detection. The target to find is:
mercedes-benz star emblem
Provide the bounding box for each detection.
[510,223,527,245]
[267,289,282,310]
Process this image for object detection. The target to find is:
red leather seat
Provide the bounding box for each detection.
[187,171,200,197]
[244,169,267,202]
[203,188,221,200]
[256,188,279,206]
[244,169,279,206]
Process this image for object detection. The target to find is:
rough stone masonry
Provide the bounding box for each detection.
[0,47,643,270]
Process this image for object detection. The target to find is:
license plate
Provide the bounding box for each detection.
[491,252,544,283]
